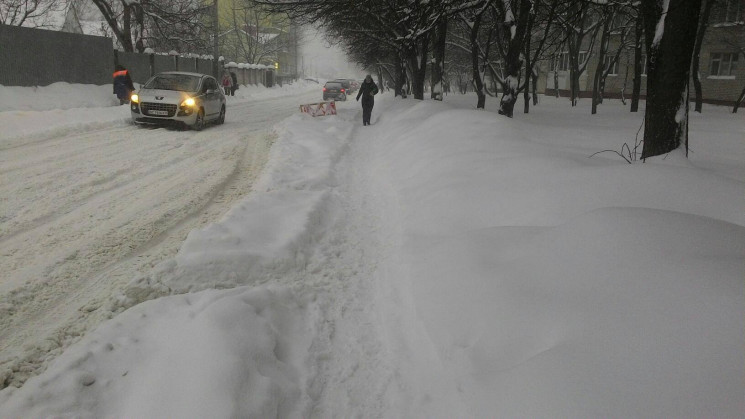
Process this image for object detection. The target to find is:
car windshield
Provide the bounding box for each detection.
[145,74,200,92]
[325,83,342,88]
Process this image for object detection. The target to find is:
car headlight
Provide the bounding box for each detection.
[181,97,196,107]
[131,94,139,103]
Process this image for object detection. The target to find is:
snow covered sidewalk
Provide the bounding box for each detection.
[1,94,743,417]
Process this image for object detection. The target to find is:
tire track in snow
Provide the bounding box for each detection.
[0,90,319,388]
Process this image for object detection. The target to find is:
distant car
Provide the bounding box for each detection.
[323,81,347,101]
[130,71,226,130]
[332,78,353,93]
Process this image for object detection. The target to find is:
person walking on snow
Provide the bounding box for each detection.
[356,74,379,126]
[230,71,238,96]
[113,65,135,105]
[221,72,233,95]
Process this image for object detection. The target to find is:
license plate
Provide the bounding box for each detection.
[149,110,169,116]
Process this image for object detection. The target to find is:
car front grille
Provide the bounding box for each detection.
[141,102,178,117]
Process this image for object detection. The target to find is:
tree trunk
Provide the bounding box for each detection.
[734,86,745,113]
[567,41,580,106]
[630,12,643,112]
[407,34,429,100]
[532,70,539,105]
[469,13,486,109]
[523,62,530,113]
[621,53,630,105]
[122,4,132,51]
[499,0,532,117]
[523,8,534,114]
[641,0,702,159]
[693,0,715,113]
[91,0,135,52]
[395,52,407,98]
[553,54,560,97]
[431,19,447,101]
[377,67,384,95]
[570,63,580,106]
[592,16,611,115]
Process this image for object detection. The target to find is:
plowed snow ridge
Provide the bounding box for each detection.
[0,91,319,387]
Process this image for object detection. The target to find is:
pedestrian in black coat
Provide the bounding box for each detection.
[230,72,238,96]
[356,74,379,126]
[113,65,135,105]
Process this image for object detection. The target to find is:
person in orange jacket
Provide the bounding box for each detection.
[113,65,135,105]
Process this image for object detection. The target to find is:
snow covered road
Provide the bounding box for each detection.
[0,88,319,386]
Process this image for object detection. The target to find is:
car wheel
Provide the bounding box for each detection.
[217,105,225,125]
[192,109,205,131]
[340,93,347,101]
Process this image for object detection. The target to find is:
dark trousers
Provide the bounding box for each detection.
[362,99,374,125]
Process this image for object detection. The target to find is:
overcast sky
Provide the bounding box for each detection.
[299,26,364,80]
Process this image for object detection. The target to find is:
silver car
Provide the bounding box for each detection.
[131,71,226,130]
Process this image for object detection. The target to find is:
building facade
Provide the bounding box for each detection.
[540,0,744,106]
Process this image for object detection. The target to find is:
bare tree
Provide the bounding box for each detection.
[431,17,448,100]
[641,0,703,159]
[557,0,603,106]
[630,4,643,112]
[493,0,534,117]
[523,0,562,113]
[90,0,211,53]
[0,0,61,27]
[453,2,494,108]
[221,1,291,64]
[592,2,633,114]
[691,0,716,113]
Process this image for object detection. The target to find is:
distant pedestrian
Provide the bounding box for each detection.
[221,72,233,96]
[356,74,379,126]
[230,71,238,96]
[113,64,135,105]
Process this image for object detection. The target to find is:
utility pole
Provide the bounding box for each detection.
[212,0,219,78]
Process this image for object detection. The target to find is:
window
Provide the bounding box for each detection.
[201,77,217,93]
[710,53,739,76]
[603,56,618,75]
[551,52,569,72]
[712,0,743,24]
[578,51,588,66]
[145,74,201,92]
[550,52,588,72]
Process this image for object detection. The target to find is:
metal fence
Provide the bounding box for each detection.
[0,24,275,88]
[0,24,112,86]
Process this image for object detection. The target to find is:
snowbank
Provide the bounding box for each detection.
[1,93,743,417]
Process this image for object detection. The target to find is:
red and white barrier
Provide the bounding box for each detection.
[299,101,337,117]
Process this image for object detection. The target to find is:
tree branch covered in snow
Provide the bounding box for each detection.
[90,0,212,53]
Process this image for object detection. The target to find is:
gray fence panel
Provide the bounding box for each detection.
[180,57,198,73]
[198,60,213,76]
[0,24,112,86]
[153,55,177,73]
[114,51,152,84]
